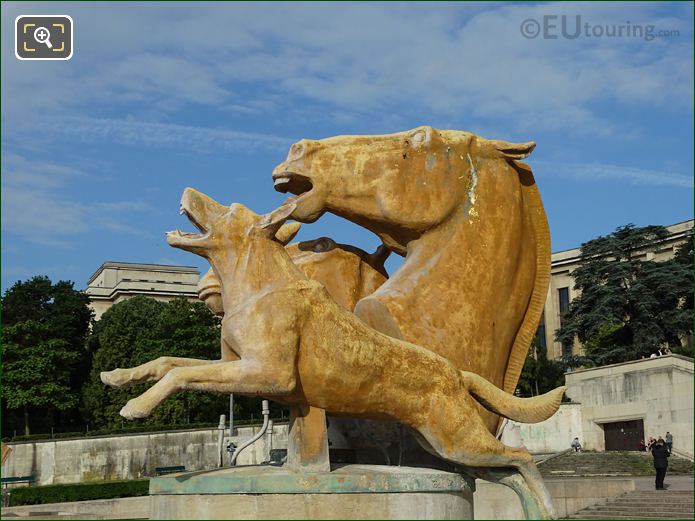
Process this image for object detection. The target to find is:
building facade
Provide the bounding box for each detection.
[506,355,693,457]
[537,219,693,360]
[85,261,200,320]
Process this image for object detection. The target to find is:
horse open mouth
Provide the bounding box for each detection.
[273,172,313,197]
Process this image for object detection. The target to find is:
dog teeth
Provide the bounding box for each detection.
[274,177,290,186]
[179,207,185,215]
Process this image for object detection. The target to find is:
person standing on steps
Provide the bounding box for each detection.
[665,432,673,454]
[650,438,670,490]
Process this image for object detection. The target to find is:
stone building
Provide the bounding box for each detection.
[508,354,693,458]
[564,354,693,456]
[85,261,200,320]
[537,219,693,360]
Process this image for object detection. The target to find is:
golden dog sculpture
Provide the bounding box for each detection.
[197,230,392,468]
[272,126,551,435]
[197,238,389,319]
[103,188,563,518]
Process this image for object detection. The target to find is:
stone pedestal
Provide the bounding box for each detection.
[150,464,474,520]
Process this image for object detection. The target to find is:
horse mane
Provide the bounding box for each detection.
[502,161,551,395]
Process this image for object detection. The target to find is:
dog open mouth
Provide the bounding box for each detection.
[273,172,313,197]
[170,205,209,239]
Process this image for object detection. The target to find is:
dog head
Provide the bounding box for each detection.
[167,187,299,259]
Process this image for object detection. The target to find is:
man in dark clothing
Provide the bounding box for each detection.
[651,439,670,490]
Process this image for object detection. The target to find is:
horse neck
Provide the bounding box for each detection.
[385,207,467,286]
[381,161,525,295]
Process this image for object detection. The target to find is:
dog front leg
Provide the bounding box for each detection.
[101,357,218,388]
[120,359,296,420]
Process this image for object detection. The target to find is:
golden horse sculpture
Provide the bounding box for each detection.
[103,188,564,518]
[272,125,551,435]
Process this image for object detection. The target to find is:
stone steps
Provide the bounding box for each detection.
[540,451,693,477]
[567,512,693,520]
[567,490,693,520]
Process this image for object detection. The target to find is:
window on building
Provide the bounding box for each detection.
[558,287,573,359]
[558,287,570,320]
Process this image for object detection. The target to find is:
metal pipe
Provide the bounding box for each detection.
[217,414,226,467]
[231,400,270,466]
[266,420,274,463]
[229,394,234,437]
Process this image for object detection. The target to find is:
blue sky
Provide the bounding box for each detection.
[2,1,693,291]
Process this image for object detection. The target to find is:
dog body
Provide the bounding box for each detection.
[102,188,563,518]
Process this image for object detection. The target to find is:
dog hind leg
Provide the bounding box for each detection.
[416,415,557,520]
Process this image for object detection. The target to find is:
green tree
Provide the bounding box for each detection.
[1,276,93,435]
[83,296,230,430]
[556,224,693,365]
[517,337,566,397]
[82,296,164,429]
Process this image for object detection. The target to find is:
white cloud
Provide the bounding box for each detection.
[17,116,293,152]
[537,161,694,188]
[2,2,692,137]
[1,153,153,245]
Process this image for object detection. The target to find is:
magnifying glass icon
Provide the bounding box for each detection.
[33,26,53,49]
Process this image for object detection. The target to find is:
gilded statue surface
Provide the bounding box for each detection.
[102,127,564,518]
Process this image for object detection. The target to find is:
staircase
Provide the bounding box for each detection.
[539,451,694,477]
[568,490,694,519]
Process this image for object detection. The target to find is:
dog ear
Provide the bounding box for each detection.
[256,201,297,237]
[274,222,301,245]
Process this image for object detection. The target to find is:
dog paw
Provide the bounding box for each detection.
[120,400,150,420]
[101,369,130,388]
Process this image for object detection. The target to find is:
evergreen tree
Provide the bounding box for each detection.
[556,225,693,365]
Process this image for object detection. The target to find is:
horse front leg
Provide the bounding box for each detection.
[101,356,217,388]
[119,359,296,420]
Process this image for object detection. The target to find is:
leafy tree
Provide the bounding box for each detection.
[517,337,565,397]
[83,297,231,430]
[82,296,164,429]
[1,276,93,435]
[556,224,693,365]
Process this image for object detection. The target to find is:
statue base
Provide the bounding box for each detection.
[149,464,474,520]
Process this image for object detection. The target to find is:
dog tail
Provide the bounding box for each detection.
[461,371,565,424]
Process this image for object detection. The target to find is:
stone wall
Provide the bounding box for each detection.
[474,477,635,519]
[2,476,635,520]
[3,424,289,486]
[501,403,583,454]
[565,355,693,456]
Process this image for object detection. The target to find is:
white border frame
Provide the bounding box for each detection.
[15,15,73,61]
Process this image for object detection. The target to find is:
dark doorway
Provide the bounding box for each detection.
[603,419,645,451]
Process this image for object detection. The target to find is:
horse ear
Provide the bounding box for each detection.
[256,202,297,237]
[490,140,536,160]
[274,222,301,245]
